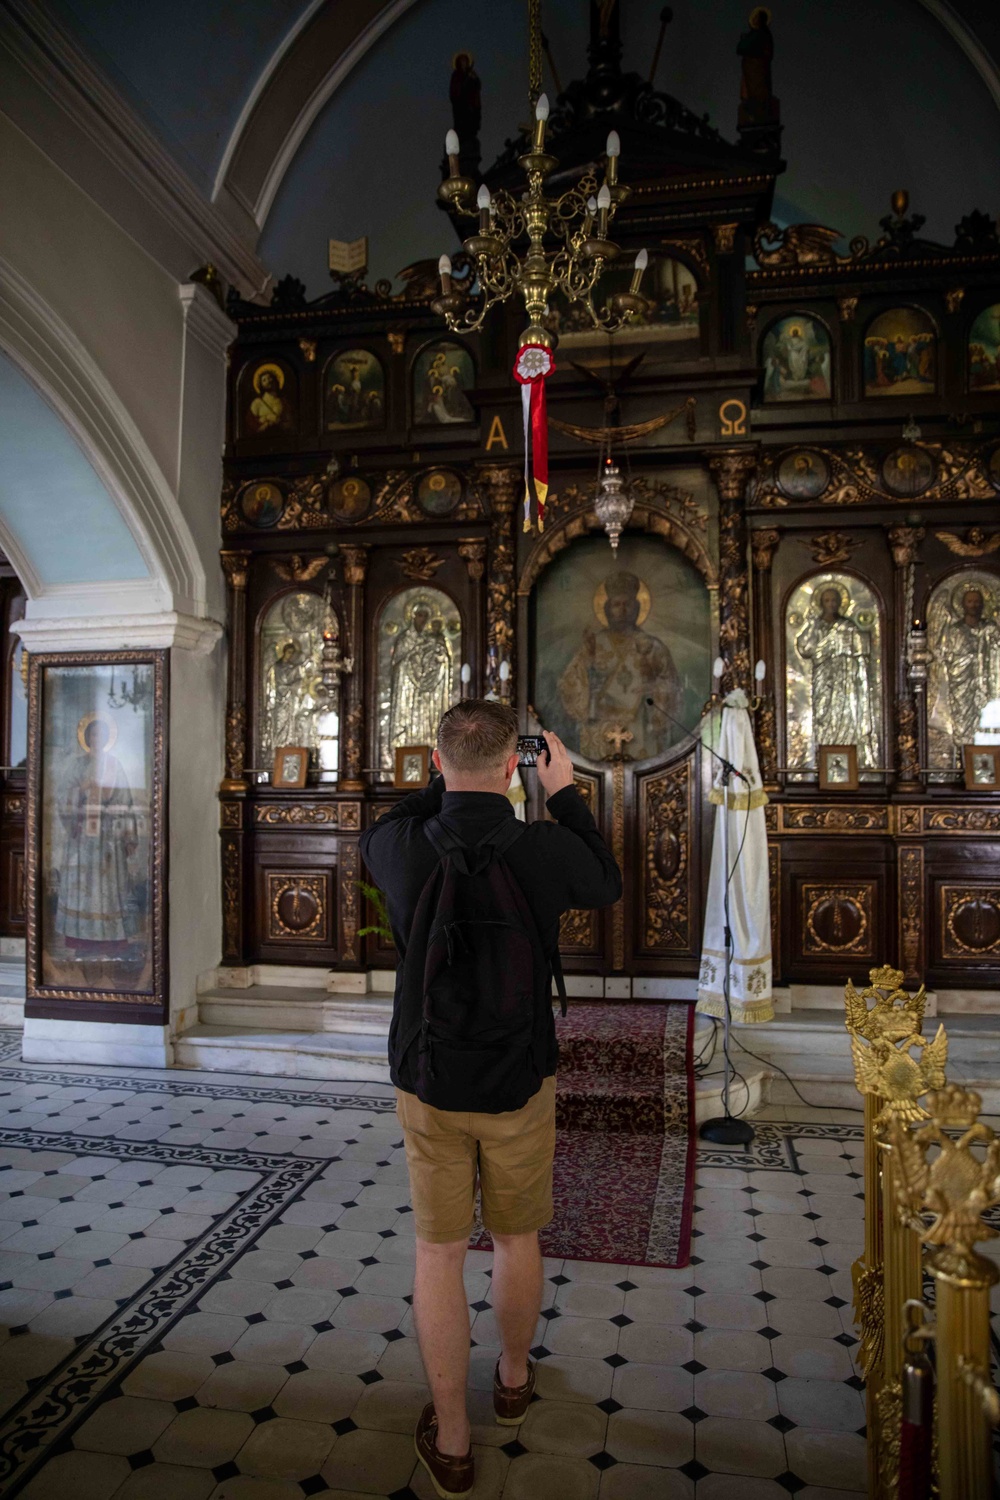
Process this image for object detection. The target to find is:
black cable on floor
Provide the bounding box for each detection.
[730,1028,863,1115]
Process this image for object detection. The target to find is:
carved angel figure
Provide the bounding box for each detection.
[753,222,848,267]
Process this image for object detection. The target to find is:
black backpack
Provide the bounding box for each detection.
[390,815,565,1114]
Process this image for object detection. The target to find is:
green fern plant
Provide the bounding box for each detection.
[356,880,394,946]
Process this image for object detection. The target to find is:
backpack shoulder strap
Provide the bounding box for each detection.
[422,816,465,860]
[479,816,526,856]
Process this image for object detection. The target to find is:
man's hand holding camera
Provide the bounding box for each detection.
[536,730,575,797]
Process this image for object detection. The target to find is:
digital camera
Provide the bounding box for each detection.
[516,734,550,768]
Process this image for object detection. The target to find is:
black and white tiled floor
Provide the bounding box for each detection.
[0,1029,885,1498]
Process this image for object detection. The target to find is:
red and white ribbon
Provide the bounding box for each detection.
[512,343,555,532]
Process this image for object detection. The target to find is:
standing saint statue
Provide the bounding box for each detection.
[55,713,137,956]
[387,599,454,752]
[937,585,1000,747]
[796,584,879,765]
[558,571,680,760]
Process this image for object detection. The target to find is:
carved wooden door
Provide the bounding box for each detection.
[547,743,707,981]
[627,744,706,976]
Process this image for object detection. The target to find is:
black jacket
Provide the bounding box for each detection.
[359,776,622,1081]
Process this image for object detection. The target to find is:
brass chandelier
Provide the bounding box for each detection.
[432,1,649,351]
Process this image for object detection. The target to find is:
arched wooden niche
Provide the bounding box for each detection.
[522,504,716,761]
[518,500,716,599]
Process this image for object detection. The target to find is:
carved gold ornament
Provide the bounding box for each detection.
[850,1024,948,1130]
[844,965,927,1042]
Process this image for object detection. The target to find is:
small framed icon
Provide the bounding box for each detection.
[963,744,1000,791]
[818,743,859,791]
[394,745,430,789]
[273,745,309,789]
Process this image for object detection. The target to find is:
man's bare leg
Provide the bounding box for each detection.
[413,1236,472,1457]
[491,1229,544,1388]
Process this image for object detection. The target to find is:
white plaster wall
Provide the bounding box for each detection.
[0,111,233,1054]
[0,117,181,495]
[168,642,225,1035]
[0,115,224,618]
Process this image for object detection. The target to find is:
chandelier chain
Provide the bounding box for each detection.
[528,0,543,106]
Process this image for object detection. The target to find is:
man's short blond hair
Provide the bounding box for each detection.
[436,699,518,772]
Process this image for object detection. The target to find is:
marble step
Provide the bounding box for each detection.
[174,1024,391,1082]
[730,1009,1000,1112]
[197,986,393,1035]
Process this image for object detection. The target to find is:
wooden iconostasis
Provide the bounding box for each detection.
[220,198,1000,995]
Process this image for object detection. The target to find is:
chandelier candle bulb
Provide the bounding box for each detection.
[445,129,461,176]
[629,248,649,295]
[714,656,724,682]
[755,659,766,683]
[606,129,620,188]
[477,184,492,234]
[438,254,453,295]
[597,183,612,238]
[532,92,549,151]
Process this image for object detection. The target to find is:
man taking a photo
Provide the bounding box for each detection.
[360,700,622,1499]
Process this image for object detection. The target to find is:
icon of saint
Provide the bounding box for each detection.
[796,585,879,765]
[248,365,290,434]
[938,587,1000,747]
[54,714,137,956]
[264,640,316,755]
[558,571,680,760]
[387,601,454,753]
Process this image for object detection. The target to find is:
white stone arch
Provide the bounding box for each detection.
[214,0,420,228]
[0,254,208,619]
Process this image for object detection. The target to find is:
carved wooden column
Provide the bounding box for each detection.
[220,551,251,791]
[751,526,781,788]
[339,543,368,792]
[709,449,757,695]
[888,523,925,792]
[458,537,487,695]
[478,463,519,699]
[220,550,250,967]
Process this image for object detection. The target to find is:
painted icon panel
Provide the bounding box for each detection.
[30,654,166,1005]
[242,360,296,437]
[881,446,935,497]
[324,348,385,430]
[968,303,1000,392]
[240,481,285,528]
[777,450,831,501]
[927,569,1000,771]
[413,342,475,425]
[553,254,700,353]
[417,470,463,516]
[785,573,883,778]
[329,475,372,522]
[761,315,832,402]
[532,533,712,762]
[863,307,936,397]
[258,591,339,775]
[376,588,462,772]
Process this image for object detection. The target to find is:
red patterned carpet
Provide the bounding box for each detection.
[472,1002,695,1268]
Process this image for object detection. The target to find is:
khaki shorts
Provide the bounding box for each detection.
[395,1076,556,1244]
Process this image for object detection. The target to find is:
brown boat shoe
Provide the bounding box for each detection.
[493,1357,536,1425]
[414,1402,475,1500]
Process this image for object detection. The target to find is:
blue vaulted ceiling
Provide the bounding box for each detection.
[0,352,148,588]
[42,1,1000,290]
